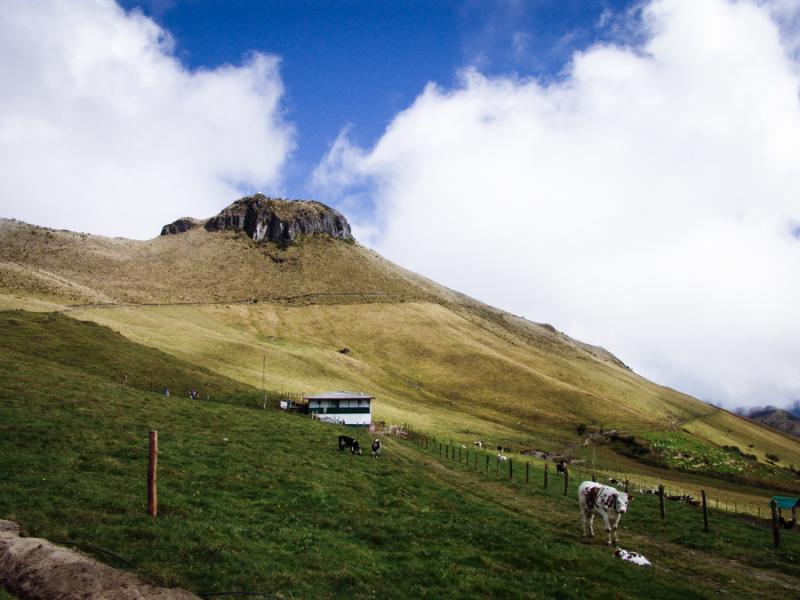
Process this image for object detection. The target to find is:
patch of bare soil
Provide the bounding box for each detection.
[0,521,198,599]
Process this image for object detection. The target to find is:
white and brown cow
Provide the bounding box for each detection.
[578,481,632,545]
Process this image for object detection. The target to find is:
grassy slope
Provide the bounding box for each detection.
[0,221,442,305]
[1,219,799,486]
[61,302,800,470]
[1,311,798,599]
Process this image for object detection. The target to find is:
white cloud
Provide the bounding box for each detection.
[315,0,800,409]
[0,0,293,239]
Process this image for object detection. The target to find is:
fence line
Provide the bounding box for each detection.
[402,429,795,546]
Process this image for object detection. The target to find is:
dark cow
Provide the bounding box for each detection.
[371,439,382,458]
[556,460,567,475]
[338,435,362,455]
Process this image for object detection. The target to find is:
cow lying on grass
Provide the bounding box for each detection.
[338,435,362,454]
[579,481,632,546]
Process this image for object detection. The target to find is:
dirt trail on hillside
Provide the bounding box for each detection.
[0,520,198,599]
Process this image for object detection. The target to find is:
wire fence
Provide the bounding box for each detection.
[402,428,798,547]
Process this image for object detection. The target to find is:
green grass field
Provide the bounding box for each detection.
[1,311,799,598]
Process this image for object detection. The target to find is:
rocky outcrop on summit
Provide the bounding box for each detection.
[161,195,352,243]
[160,217,201,236]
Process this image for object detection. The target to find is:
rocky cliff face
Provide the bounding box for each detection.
[160,195,353,243]
[160,217,201,236]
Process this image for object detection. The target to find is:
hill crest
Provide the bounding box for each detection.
[161,194,352,244]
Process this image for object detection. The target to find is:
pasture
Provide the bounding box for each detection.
[1,311,799,598]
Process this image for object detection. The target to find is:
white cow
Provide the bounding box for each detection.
[578,481,632,545]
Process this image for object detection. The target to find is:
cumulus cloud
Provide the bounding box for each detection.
[315,0,800,409]
[0,0,293,239]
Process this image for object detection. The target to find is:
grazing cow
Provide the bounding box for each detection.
[371,439,382,458]
[579,481,632,545]
[556,460,568,475]
[497,454,508,462]
[473,441,483,448]
[338,435,362,455]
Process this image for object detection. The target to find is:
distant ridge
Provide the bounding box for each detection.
[747,407,800,439]
[161,194,352,244]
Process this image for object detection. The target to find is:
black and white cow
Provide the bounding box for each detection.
[338,435,362,455]
[579,481,632,545]
[371,439,382,458]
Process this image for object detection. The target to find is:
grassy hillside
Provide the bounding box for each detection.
[1,217,800,495]
[0,219,443,305]
[57,301,800,471]
[1,311,798,599]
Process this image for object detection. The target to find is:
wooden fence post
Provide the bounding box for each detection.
[563,469,569,496]
[701,490,709,532]
[526,462,529,484]
[496,457,500,478]
[148,431,158,517]
[771,500,781,549]
[485,455,489,473]
[624,479,629,494]
[509,458,513,480]
[592,472,596,482]
[544,463,549,489]
[658,484,666,520]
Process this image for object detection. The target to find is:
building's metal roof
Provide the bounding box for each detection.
[771,496,800,510]
[303,391,374,400]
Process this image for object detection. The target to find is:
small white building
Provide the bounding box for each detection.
[304,391,373,426]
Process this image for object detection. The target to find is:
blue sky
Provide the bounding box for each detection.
[120,0,635,196]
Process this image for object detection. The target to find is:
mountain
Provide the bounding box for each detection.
[748,407,800,439]
[2,195,800,471]
[790,401,800,419]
